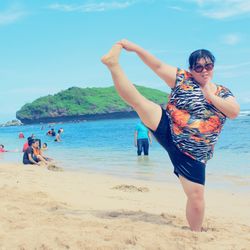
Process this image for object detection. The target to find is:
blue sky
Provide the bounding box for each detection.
[1,0,250,122]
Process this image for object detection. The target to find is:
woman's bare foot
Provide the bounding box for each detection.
[101,44,122,67]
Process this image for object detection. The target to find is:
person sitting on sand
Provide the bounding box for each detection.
[41,143,48,151]
[33,139,52,162]
[101,39,240,231]
[23,139,48,165]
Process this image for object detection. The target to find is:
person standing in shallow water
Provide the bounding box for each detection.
[134,120,152,156]
[101,39,240,232]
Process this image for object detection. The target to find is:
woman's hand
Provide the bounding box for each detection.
[116,39,177,89]
[201,83,216,102]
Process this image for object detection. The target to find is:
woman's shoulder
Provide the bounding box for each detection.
[173,68,195,90]
[215,84,234,98]
[176,68,193,79]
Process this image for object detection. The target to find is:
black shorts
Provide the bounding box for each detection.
[23,155,39,165]
[149,108,206,185]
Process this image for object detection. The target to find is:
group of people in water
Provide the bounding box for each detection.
[0,127,64,167]
[46,128,63,142]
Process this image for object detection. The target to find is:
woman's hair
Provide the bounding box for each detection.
[189,49,215,69]
[28,139,36,146]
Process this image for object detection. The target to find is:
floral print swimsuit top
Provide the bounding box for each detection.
[166,69,234,163]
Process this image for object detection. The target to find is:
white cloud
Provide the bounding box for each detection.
[149,48,189,56]
[216,61,250,70]
[185,0,250,19]
[0,7,26,26]
[236,92,250,105]
[241,96,250,104]
[220,34,241,45]
[168,6,186,12]
[215,61,250,79]
[48,1,138,12]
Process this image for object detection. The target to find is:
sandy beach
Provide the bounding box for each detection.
[0,163,249,250]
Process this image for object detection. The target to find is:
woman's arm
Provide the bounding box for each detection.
[28,153,39,165]
[118,40,177,89]
[208,95,240,119]
[202,84,240,119]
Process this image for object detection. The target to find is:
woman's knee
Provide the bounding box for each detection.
[188,188,205,211]
[179,176,204,198]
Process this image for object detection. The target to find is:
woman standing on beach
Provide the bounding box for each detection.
[101,40,240,231]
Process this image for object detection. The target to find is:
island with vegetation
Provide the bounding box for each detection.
[16,86,169,124]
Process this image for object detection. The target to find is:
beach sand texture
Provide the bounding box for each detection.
[0,163,249,250]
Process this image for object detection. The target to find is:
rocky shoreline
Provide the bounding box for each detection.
[0,119,23,127]
[15,111,138,125]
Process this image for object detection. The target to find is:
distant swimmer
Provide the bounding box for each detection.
[0,144,19,153]
[54,129,62,142]
[47,128,56,137]
[18,132,25,139]
[0,144,7,152]
[41,143,48,151]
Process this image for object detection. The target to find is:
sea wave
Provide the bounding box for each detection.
[239,110,250,116]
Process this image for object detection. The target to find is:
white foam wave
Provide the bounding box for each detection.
[239,110,250,116]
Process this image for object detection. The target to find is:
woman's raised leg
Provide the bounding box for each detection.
[101,44,162,131]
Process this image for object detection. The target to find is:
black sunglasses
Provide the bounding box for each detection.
[193,63,214,73]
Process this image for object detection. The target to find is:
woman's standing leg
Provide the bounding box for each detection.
[179,176,205,231]
[101,44,162,131]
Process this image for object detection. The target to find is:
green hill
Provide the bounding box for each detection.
[16,85,169,124]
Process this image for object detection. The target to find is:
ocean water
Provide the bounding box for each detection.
[0,111,250,190]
